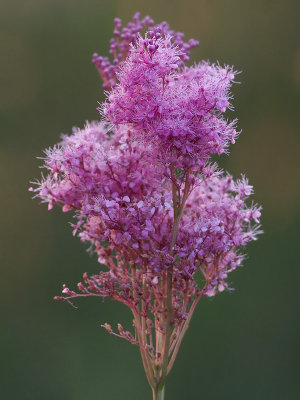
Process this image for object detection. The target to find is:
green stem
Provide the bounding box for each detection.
[152,385,165,400]
[156,167,191,391]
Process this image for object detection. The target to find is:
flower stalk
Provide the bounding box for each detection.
[152,385,165,400]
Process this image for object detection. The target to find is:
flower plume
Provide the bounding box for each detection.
[105,35,239,168]
[31,13,261,399]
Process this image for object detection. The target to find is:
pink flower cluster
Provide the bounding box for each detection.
[33,121,260,300]
[31,13,261,396]
[92,12,198,90]
[105,34,238,168]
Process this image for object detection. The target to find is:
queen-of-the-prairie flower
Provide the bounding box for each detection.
[104,35,238,169]
[31,13,261,400]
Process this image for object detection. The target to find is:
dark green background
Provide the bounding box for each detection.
[1,0,299,399]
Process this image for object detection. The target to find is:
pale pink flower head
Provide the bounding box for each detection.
[104,34,239,168]
[92,12,199,90]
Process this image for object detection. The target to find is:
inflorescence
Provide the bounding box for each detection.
[31,13,261,396]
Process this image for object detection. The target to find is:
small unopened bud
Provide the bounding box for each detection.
[77,282,86,292]
[148,44,156,53]
[146,319,152,328]
[62,204,71,212]
[103,323,112,333]
[152,276,159,285]
[62,284,71,295]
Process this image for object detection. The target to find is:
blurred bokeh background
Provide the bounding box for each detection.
[1,0,299,399]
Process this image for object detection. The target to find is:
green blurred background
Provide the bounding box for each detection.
[1,0,299,399]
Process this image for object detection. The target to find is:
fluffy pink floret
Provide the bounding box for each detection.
[104,36,239,167]
[92,12,199,90]
[32,121,261,302]
[33,121,164,213]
